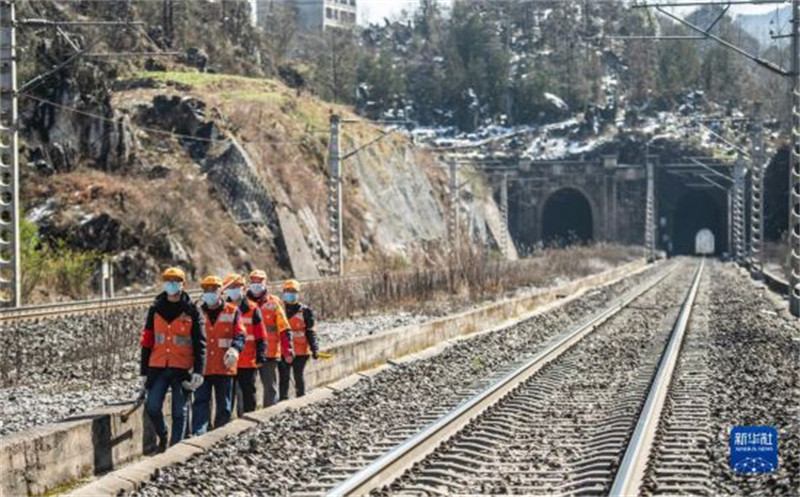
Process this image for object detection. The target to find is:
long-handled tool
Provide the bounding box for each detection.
[121,388,147,422]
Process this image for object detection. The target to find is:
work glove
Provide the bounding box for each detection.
[256,353,268,365]
[312,351,319,360]
[181,373,204,391]
[140,375,148,389]
[283,353,294,365]
[223,348,239,369]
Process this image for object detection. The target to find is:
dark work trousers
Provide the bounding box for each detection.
[259,360,280,407]
[144,368,189,446]
[279,355,310,399]
[235,368,259,415]
[192,375,233,436]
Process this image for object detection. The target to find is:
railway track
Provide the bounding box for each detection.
[302,260,704,497]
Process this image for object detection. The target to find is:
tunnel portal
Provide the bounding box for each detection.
[671,190,724,255]
[541,188,594,246]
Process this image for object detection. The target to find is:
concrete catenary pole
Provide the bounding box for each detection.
[448,160,459,254]
[500,173,509,257]
[749,103,765,278]
[645,155,656,262]
[791,0,800,315]
[733,160,746,264]
[0,0,20,307]
[328,114,343,276]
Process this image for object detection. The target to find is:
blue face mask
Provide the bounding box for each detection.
[202,292,219,306]
[249,283,266,295]
[283,292,298,304]
[163,281,181,296]
[225,288,242,301]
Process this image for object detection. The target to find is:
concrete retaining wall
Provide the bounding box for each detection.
[0,259,647,497]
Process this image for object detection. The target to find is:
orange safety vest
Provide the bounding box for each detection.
[149,313,194,370]
[237,300,260,369]
[258,294,288,359]
[288,309,310,357]
[204,302,241,376]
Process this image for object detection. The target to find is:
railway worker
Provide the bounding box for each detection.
[245,269,293,406]
[223,273,268,414]
[140,267,206,452]
[192,275,246,435]
[280,279,319,399]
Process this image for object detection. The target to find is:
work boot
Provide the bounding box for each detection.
[157,435,168,454]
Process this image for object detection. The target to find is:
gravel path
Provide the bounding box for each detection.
[133,263,661,496]
[316,312,434,344]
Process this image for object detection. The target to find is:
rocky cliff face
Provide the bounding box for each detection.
[21,72,506,293]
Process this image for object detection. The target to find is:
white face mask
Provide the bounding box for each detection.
[163,281,181,296]
[225,287,242,301]
[202,291,220,306]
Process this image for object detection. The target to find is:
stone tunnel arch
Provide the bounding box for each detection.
[672,190,724,255]
[541,187,594,246]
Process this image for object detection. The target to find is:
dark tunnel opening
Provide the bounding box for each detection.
[671,190,724,255]
[542,188,593,246]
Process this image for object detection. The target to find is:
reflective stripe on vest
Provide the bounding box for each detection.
[242,317,253,325]
[245,335,256,341]
[149,313,194,370]
[204,303,240,375]
[289,310,309,356]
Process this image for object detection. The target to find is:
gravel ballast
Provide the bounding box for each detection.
[704,262,800,496]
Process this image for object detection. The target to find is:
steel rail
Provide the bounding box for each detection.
[763,267,789,295]
[609,259,705,496]
[325,260,682,497]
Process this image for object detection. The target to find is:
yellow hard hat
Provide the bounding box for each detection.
[200,275,223,290]
[249,269,267,281]
[283,279,301,292]
[162,267,186,282]
[223,273,245,288]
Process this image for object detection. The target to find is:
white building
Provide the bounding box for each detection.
[251,0,358,31]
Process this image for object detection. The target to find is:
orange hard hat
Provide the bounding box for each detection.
[249,269,267,281]
[162,267,186,282]
[283,279,301,292]
[200,275,223,290]
[223,273,245,288]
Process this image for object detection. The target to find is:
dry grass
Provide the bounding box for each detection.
[305,243,641,322]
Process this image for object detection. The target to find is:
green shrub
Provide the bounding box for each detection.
[20,218,100,302]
